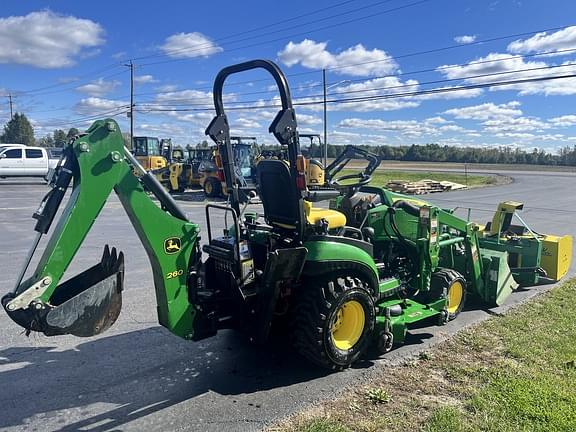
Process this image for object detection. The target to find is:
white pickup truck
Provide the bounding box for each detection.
[0,145,60,180]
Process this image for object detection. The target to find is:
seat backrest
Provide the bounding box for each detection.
[257,159,304,238]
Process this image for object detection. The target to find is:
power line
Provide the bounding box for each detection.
[136,62,576,109]
[137,72,576,113]
[134,49,576,105]
[18,69,127,98]
[138,0,433,67]
[129,0,360,62]
[38,107,130,129]
[131,32,576,101]
[14,63,124,96]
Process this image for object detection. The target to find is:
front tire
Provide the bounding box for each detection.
[293,275,375,370]
[427,268,467,321]
[203,177,222,198]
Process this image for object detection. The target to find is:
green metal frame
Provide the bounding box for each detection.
[20,120,200,339]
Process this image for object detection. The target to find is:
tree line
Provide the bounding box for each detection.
[0,112,78,147]
[303,142,576,166]
[3,113,576,166]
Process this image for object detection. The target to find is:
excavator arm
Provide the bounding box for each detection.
[2,119,201,339]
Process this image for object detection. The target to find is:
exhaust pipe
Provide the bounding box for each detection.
[2,245,124,337]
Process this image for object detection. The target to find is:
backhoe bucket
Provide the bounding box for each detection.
[5,246,124,337]
[44,245,124,337]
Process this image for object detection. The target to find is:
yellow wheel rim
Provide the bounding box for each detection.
[447,281,464,314]
[331,300,365,351]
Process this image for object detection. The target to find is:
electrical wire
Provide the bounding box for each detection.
[137,72,576,113]
[138,0,433,67]
[132,36,576,101]
[135,62,576,109]
[129,0,365,61]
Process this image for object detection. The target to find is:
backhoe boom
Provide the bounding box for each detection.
[2,120,201,339]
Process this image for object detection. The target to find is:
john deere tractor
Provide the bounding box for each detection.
[2,60,571,370]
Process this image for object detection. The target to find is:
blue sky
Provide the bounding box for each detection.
[1,0,576,151]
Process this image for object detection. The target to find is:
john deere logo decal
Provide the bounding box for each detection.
[164,237,181,254]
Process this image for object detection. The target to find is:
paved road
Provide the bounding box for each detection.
[0,171,574,432]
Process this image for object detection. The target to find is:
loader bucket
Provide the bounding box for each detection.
[480,248,519,306]
[4,245,124,337]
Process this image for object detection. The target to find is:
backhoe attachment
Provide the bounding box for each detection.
[2,119,200,339]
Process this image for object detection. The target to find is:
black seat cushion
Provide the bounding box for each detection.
[257,159,304,234]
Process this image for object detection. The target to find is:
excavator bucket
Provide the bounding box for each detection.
[44,245,124,337]
[5,245,124,337]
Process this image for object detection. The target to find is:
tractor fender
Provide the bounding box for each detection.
[302,240,379,295]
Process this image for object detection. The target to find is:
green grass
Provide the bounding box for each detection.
[275,280,576,432]
[340,169,497,188]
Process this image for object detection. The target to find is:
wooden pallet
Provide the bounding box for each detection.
[385,179,466,195]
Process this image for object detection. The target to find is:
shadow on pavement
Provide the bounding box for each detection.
[0,327,329,431]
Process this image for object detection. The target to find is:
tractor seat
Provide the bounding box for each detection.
[303,200,346,229]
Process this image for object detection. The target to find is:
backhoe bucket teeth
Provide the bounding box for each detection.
[41,245,124,337]
[1,245,125,338]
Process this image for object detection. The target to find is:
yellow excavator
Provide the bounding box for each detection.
[131,136,167,171]
[161,138,257,197]
[299,134,326,187]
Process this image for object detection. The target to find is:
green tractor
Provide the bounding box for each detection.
[2,60,571,370]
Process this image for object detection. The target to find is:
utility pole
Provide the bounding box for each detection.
[7,94,13,119]
[125,60,135,145]
[322,68,328,167]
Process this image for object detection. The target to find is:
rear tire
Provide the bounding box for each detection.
[203,177,222,198]
[293,275,375,370]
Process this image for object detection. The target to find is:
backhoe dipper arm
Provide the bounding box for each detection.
[2,120,201,339]
[325,145,381,182]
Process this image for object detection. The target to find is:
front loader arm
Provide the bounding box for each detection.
[2,119,201,339]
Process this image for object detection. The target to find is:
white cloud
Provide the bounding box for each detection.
[438,53,576,96]
[438,53,545,80]
[278,39,397,76]
[76,78,121,97]
[155,89,214,104]
[305,76,420,112]
[508,26,576,56]
[233,118,261,130]
[156,84,179,93]
[74,97,128,115]
[425,116,450,124]
[454,35,476,44]
[161,32,222,58]
[296,113,322,126]
[443,101,522,120]
[338,118,441,137]
[0,11,104,68]
[549,115,576,127]
[134,74,158,84]
[483,117,549,133]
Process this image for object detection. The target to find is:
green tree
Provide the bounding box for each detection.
[53,129,67,147]
[37,134,55,147]
[1,113,34,145]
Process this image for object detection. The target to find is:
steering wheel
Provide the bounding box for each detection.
[329,172,372,191]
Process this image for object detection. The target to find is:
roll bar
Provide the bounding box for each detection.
[205,59,301,215]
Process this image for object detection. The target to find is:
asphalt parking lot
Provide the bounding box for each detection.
[0,170,575,432]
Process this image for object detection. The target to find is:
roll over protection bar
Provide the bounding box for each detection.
[205,59,301,215]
